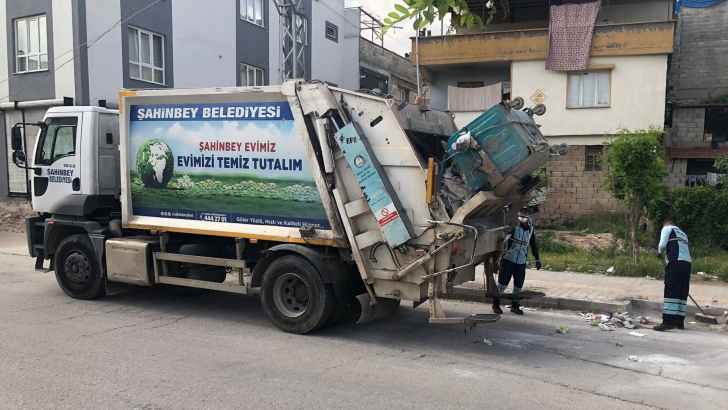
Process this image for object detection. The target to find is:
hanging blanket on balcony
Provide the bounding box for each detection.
[546,1,601,71]
[447,83,503,112]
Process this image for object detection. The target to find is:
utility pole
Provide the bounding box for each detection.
[273,0,307,83]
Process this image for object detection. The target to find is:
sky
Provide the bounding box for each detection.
[345,0,451,57]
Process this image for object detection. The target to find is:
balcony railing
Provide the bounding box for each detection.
[413,21,675,66]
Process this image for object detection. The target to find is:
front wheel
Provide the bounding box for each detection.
[54,234,106,300]
[260,255,337,334]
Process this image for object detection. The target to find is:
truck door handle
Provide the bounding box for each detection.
[72,178,80,191]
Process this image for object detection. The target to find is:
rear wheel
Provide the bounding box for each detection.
[260,255,336,334]
[54,234,105,300]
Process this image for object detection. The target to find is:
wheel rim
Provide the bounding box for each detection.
[272,273,310,318]
[64,251,90,286]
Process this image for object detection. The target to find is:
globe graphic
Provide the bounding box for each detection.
[136,139,174,189]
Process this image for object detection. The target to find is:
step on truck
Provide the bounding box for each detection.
[11,81,567,334]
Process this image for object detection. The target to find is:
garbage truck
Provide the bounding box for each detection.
[11,80,567,334]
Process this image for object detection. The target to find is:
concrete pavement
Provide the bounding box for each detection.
[1,251,727,409]
[449,265,728,319]
[2,229,726,317]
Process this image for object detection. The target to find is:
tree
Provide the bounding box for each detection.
[382,0,511,35]
[716,154,728,186]
[601,127,666,262]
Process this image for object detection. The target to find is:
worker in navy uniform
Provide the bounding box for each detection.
[493,207,541,315]
[654,220,692,331]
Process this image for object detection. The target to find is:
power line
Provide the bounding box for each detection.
[0,0,161,101]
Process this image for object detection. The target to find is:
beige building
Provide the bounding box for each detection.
[412,0,676,222]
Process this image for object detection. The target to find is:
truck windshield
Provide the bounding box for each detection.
[34,117,78,166]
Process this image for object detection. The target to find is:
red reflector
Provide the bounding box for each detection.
[150,230,157,235]
[47,221,55,226]
[415,249,426,256]
[250,239,259,244]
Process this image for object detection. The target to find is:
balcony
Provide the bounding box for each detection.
[413,21,675,67]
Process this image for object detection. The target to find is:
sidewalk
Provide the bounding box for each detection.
[449,265,728,318]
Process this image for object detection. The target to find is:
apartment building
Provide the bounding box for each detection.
[664,0,728,187]
[0,0,361,197]
[413,0,676,222]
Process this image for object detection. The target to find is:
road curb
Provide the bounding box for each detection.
[442,287,728,319]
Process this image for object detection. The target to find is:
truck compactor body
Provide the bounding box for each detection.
[13,81,566,333]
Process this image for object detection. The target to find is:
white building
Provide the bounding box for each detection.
[415,0,675,222]
[0,0,360,197]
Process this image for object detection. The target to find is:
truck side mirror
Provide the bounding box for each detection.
[11,126,23,151]
[12,151,26,165]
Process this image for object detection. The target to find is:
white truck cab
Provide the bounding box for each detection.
[11,106,121,271]
[29,106,120,215]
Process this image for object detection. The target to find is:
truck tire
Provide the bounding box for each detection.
[53,234,106,300]
[260,255,337,334]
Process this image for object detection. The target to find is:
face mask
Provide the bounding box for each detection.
[518,216,529,224]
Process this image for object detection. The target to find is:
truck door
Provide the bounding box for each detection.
[31,115,82,212]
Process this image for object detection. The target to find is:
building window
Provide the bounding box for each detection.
[15,15,48,73]
[704,108,728,142]
[686,159,721,187]
[296,15,308,45]
[128,27,165,85]
[360,67,388,94]
[325,21,338,43]
[241,63,264,87]
[568,71,610,108]
[241,0,264,27]
[585,145,603,171]
[34,117,78,166]
[397,88,410,102]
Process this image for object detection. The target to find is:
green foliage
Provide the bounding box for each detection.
[648,185,728,250]
[130,172,322,204]
[699,93,728,104]
[601,127,666,261]
[601,127,666,203]
[382,0,511,36]
[537,230,728,282]
[715,155,728,185]
[537,232,579,254]
[540,213,625,236]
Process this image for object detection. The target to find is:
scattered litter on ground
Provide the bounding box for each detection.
[582,311,650,333]
[698,272,706,276]
[483,338,493,346]
[616,342,624,347]
[607,266,615,274]
[629,331,646,337]
[628,355,641,362]
[556,326,570,334]
[524,307,537,311]
[689,322,697,324]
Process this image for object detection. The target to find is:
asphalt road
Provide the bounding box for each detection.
[1,252,727,410]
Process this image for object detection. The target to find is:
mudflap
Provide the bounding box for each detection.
[356,293,401,324]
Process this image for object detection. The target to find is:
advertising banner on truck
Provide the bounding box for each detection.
[128,102,331,229]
